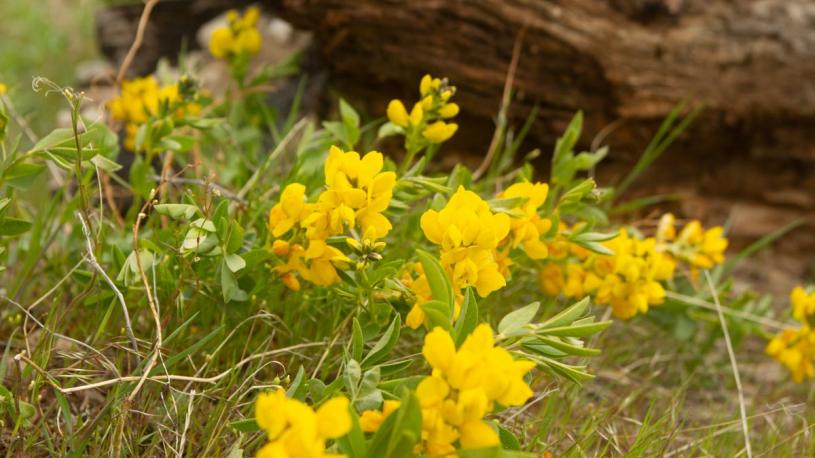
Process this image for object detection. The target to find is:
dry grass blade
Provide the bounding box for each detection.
[704,270,753,458]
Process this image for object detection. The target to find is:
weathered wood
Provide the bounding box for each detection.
[273,0,815,163]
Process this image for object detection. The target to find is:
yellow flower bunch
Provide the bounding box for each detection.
[108,76,199,151]
[268,146,395,289]
[656,213,728,272]
[416,325,534,456]
[406,187,509,329]
[307,146,397,240]
[766,286,815,382]
[255,389,351,458]
[421,186,510,295]
[387,74,459,144]
[538,229,676,319]
[209,7,262,60]
[499,181,553,259]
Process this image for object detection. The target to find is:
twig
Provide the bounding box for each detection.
[177,389,194,458]
[77,212,139,352]
[704,271,753,458]
[129,200,164,402]
[116,0,160,85]
[472,25,527,181]
[50,343,323,394]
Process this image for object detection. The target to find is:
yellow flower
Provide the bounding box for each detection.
[421,186,510,298]
[302,239,349,286]
[422,187,509,252]
[656,213,676,242]
[108,76,198,151]
[359,400,401,433]
[312,146,396,240]
[209,7,262,60]
[209,27,234,58]
[255,389,350,458]
[422,121,458,143]
[500,181,552,259]
[415,325,534,455]
[540,229,675,319]
[420,74,441,96]
[663,218,728,270]
[410,103,424,126]
[439,103,460,119]
[386,99,409,127]
[766,327,815,383]
[539,263,565,296]
[272,242,306,291]
[268,183,314,237]
[0,83,7,95]
[387,74,458,147]
[791,286,815,324]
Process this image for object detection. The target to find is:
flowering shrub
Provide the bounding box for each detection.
[0,6,812,457]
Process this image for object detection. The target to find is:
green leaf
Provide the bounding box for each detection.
[0,217,32,236]
[532,336,601,357]
[286,366,307,400]
[377,122,403,139]
[225,220,245,254]
[30,127,74,153]
[154,204,199,220]
[498,302,539,337]
[365,388,422,458]
[498,424,522,450]
[539,297,590,329]
[221,260,240,302]
[454,288,479,346]
[458,447,501,458]
[354,368,382,412]
[339,98,361,130]
[420,300,453,332]
[90,154,123,172]
[416,249,454,315]
[337,407,368,458]
[362,314,401,368]
[229,418,260,433]
[539,320,612,338]
[224,253,246,273]
[3,162,46,189]
[351,318,364,362]
[343,359,362,398]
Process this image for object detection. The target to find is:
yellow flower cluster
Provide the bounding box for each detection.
[766,287,815,382]
[539,229,675,319]
[499,182,553,259]
[387,74,459,144]
[268,146,396,289]
[209,7,262,60]
[255,389,351,458]
[406,187,509,329]
[656,213,728,273]
[108,76,199,151]
[416,325,534,456]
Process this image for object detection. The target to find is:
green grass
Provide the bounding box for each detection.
[1,3,813,458]
[0,0,99,136]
